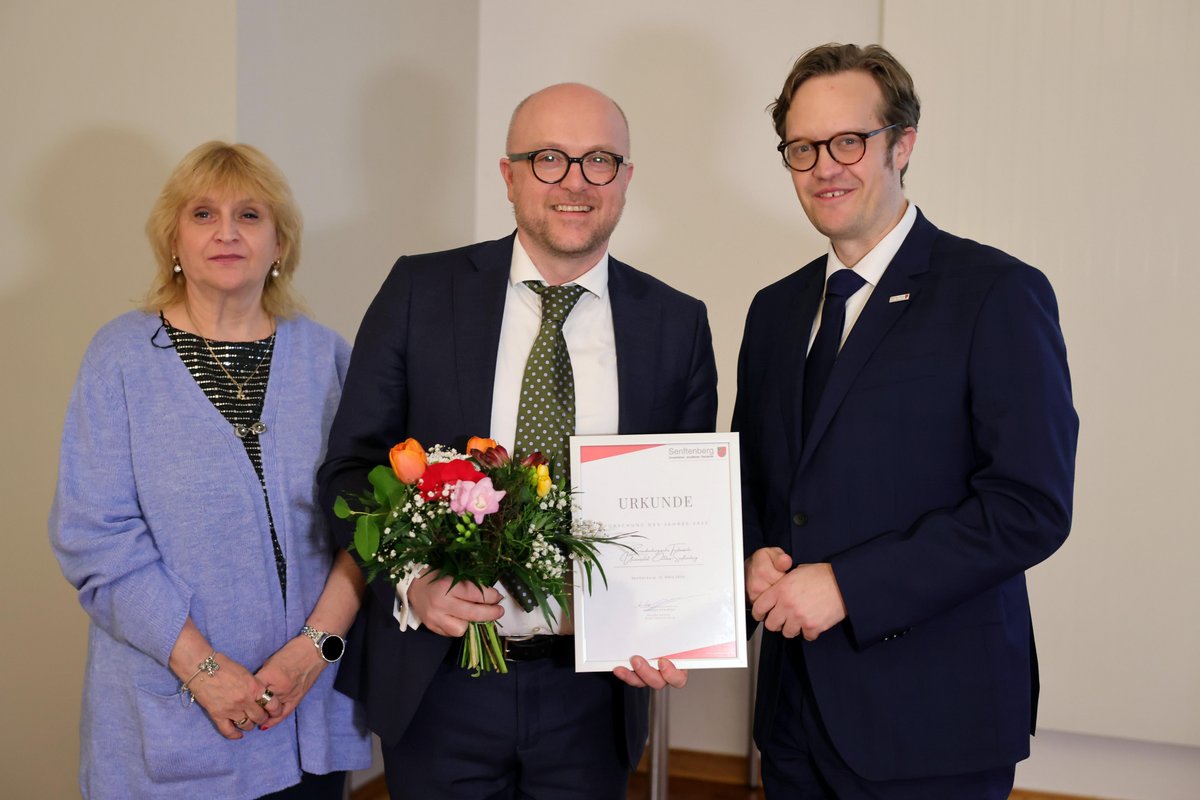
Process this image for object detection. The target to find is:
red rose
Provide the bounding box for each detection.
[418,459,484,501]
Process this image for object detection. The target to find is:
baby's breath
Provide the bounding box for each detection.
[425,444,461,464]
[525,533,568,581]
[571,518,607,538]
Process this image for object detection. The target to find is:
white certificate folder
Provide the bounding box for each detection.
[569,433,747,672]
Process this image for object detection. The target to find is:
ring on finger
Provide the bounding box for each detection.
[255,689,274,708]
[235,715,250,727]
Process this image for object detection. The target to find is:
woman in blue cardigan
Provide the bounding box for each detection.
[50,142,371,798]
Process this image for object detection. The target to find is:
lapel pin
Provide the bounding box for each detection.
[888,293,910,303]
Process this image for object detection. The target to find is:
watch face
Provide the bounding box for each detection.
[320,634,345,663]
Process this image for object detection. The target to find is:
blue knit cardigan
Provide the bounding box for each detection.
[50,311,370,798]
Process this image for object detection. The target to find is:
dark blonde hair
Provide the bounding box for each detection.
[770,43,920,180]
[142,141,305,317]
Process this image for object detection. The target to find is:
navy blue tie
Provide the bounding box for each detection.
[802,269,866,438]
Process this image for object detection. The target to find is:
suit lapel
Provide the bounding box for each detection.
[452,236,512,432]
[610,258,661,434]
[797,214,938,473]
[782,262,825,463]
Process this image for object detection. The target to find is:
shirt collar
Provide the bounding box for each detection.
[825,201,918,286]
[510,234,609,299]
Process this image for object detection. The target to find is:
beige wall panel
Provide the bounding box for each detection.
[475,0,880,755]
[236,1,481,341]
[886,0,1200,750]
[1015,729,1200,800]
[0,2,237,796]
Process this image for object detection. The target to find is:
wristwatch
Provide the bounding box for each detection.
[300,625,346,663]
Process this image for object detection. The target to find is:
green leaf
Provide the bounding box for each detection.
[528,579,557,627]
[333,495,352,519]
[483,621,508,675]
[387,484,409,507]
[365,516,381,556]
[354,514,381,559]
[367,464,402,504]
[590,557,610,590]
[507,563,559,627]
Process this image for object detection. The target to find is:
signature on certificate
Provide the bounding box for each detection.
[635,594,703,612]
[620,543,702,566]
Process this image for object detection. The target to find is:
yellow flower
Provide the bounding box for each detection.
[535,464,552,498]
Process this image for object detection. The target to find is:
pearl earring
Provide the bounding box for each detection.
[271,261,281,278]
[172,256,182,274]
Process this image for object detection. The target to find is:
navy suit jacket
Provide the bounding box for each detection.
[318,234,718,767]
[733,211,1077,781]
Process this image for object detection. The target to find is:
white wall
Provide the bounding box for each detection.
[236,0,481,340]
[1017,729,1200,800]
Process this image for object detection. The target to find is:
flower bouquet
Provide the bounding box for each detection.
[334,436,626,675]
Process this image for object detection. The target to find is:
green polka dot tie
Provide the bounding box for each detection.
[514,281,587,481]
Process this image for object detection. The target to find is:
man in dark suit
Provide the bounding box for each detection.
[318,83,717,799]
[734,44,1078,798]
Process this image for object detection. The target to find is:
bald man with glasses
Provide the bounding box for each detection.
[319,83,717,800]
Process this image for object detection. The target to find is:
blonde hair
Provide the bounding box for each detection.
[142,141,305,317]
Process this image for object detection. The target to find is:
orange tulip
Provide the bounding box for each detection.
[466,436,499,455]
[389,438,427,484]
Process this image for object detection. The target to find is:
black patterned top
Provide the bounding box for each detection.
[163,315,287,600]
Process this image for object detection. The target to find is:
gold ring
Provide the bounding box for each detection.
[235,715,250,727]
[255,689,274,708]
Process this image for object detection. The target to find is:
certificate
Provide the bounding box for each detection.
[569,433,746,672]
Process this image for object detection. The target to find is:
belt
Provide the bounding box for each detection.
[500,634,574,664]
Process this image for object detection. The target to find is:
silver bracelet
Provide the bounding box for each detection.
[179,651,219,707]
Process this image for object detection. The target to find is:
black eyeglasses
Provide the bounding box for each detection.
[777,124,899,172]
[507,148,629,186]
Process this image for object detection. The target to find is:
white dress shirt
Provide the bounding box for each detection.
[809,202,918,353]
[394,235,621,635]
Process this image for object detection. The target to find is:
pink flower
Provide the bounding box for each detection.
[450,477,506,524]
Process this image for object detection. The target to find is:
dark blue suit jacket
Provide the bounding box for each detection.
[733,211,1077,781]
[318,234,718,767]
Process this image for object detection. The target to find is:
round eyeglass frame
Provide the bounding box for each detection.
[777,124,900,172]
[507,148,629,186]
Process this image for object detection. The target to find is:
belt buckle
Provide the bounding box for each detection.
[502,634,535,662]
